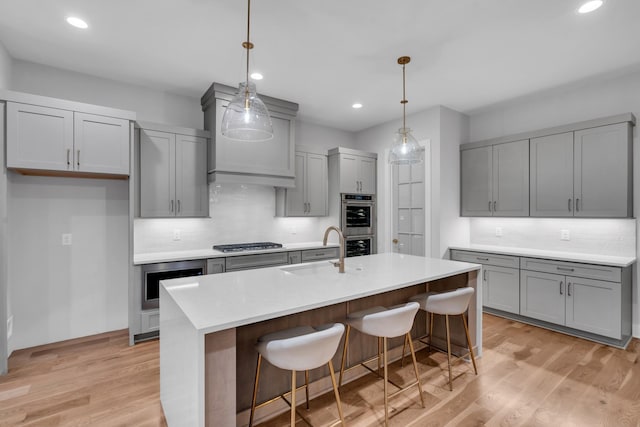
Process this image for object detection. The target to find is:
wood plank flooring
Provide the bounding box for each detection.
[1,315,639,426]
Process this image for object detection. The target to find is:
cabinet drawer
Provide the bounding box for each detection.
[206,258,226,274]
[521,257,621,282]
[225,252,289,271]
[288,251,302,264]
[301,247,339,262]
[451,250,519,269]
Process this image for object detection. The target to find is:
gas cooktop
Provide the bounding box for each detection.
[212,242,283,253]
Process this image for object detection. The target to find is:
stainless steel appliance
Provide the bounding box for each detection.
[142,259,206,310]
[345,235,375,257]
[341,194,375,237]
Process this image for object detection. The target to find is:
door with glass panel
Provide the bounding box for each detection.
[392,145,428,256]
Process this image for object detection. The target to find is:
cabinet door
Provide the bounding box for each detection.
[286,152,307,216]
[175,135,208,217]
[461,146,492,216]
[339,154,359,193]
[493,140,529,216]
[358,156,377,194]
[73,112,130,175]
[140,129,176,217]
[565,276,621,339]
[484,266,520,314]
[530,132,574,217]
[6,102,73,171]
[306,153,328,215]
[574,123,631,218]
[520,270,565,324]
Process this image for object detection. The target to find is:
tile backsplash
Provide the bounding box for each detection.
[470,217,636,257]
[134,183,339,254]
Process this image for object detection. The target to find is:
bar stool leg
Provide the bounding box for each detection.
[445,314,453,391]
[400,334,408,367]
[428,312,434,353]
[305,370,310,410]
[291,370,297,426]
[378,337,383,376]
[461,313,478,375]
[383,337,389,427]
[339,325,351,387]
[406,332,425,408]
[249,354,262,427]
[327,361,346,426]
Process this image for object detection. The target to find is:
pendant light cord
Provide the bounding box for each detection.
[402,62,407,130]
[246,0,251,85]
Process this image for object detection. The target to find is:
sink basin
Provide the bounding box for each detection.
[280,261,364,276]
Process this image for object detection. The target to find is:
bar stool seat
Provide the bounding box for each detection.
[407,287,478,391]
[249,323,346,427]
[339,302,424,426]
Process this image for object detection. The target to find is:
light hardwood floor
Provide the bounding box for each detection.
[1,314,639,426]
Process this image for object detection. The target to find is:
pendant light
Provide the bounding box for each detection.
[389,56,423,165]
[221,0,273,141]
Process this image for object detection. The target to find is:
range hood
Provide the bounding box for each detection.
[201,82,299,188]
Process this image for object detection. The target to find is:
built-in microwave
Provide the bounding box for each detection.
[345,235,376,257]
[341,194,375,236]
[141,259,206,310]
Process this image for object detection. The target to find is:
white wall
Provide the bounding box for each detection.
[0,42,11,89]
[468,68,640,337]
[11,60,203,129]
[354,106,470,258]
[8,174,129,350]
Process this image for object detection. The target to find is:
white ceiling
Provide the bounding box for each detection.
[1,0,639,132]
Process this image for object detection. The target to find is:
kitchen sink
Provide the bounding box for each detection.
[280,261,364,276]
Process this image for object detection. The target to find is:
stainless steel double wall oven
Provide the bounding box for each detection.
[341,194,376,257]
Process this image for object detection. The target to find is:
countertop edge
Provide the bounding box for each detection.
[449,245,636,267]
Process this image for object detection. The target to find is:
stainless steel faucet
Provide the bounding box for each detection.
[323,226,345,273]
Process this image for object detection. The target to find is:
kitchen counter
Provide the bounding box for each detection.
[133,241,339,265]
[159,253,481,427]
[449,244,636,267]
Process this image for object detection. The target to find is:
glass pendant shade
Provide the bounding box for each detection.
[221,81,273,141]
[389,127,423,165]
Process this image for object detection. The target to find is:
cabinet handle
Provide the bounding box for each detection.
[483,269,487,281]
[488,201,492,212]
[493,201,497,211]
[177,200,181,213]
[557,266,574,272]
[576,198,580,212]
[567,282,572,296]
[476,257,489,261]
[560,281,563,295]
[77,150,80,167]
[307,202,311,213]
[568,198,572,212]
[170,200,174,212]
[66,149,71,166]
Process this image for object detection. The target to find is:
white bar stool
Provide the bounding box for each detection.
[407,287,477,391]
[339,302,424,426]
[249,323,346,427]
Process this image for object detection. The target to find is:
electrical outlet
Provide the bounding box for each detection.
[62,233,72,245]
[7,316,13,339]
[173,229,181,241]
[495,227,503,237]
[560,229,571,241]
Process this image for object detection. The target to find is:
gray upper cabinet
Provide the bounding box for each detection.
[530,123,633,218]
[7,101,130,176]
[464,113,635,218]
[276,146,328,217]
[200,83,299,188]
[138,124,209,218]
[328,147,377,194]
[461,139,529,217]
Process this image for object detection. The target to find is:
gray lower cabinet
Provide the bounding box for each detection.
[206,258,225,274]
[301,247,340,262]
[288,251,302,264]
[276,147,328,217]
[225,252,289,272]
[461,139,529,217]
[138,123,209,218]
[519,270,566,324]
[450,250,519,314]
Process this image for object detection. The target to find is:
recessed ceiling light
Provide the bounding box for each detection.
[578,0,603,14]
[66,16,88,29]
[250,72,263,80]
[352,103,363,109]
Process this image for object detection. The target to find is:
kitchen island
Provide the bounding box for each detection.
[160,252,481,427]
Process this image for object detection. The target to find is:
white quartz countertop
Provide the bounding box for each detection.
[161,252,480,335]
[449,244,636,267]
[134,241,339,265]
